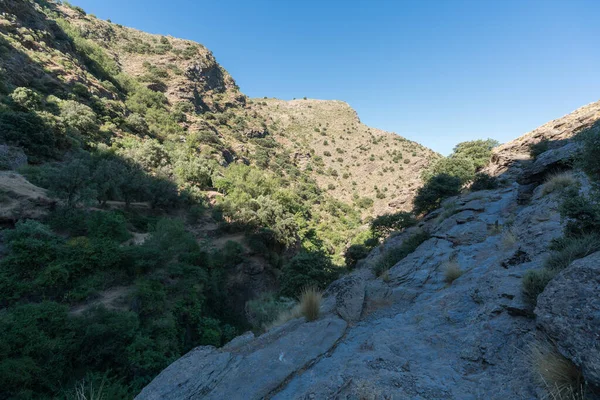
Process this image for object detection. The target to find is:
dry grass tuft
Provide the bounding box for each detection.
[541,171,578,196]
[529,340,585,400]
[73,378,106,400]
[502,229,518,249]
[265,305,302,331]
[299,287,322,322]
[443,260,464,284]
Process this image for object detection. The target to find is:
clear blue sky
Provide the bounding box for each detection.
[70,0,600,155]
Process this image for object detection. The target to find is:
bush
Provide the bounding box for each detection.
[558,189,600,237]
[541,171,577,196]
[344,244,370,269]
[10,87,41,110]
[46,157,96,207]
[60,100,99,137]
[443,260,463,284]
[470,172,498,191]
[245,293,296,330]
[544,233,600,272]
[0,109,67,161]
[280,250,337,297]
[86,211,131,243]
[413,174,462,214]
[529,139,550,158]
[522,268,556,305]
[299,287,322,322]
[452,139,499,169]
[370,211,416,238]
[576,126,600,182]
[529,340,584,399]
[422,156,475,183]
[371,230,430,276]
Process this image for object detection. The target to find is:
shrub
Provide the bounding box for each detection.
[576,126,600,181]
[413,174,462,214]
[370,211,416,238]
[86,211,131,243]
[355,196,374,209]
[443,260,463,284]
[452,139,499,169]
[10,87,41,110]
[529,139,550,158]
[541,171,578,195]
[371,230,430,276]
[529,340,584,399]
[422,156,475,183]
[280,250,337,297]
[344,244,370,269]
[46,157,96,207]
[299,287,322,322]
[0,109,67,161]
[559,190,600,237]
[60,100,99,137]
[245,293,296,331]
[522,268,556,305]
[544,233,600,272]
[470,172,498,191]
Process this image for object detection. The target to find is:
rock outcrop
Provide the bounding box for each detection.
[138,148,580,399]
[536,251,600,387]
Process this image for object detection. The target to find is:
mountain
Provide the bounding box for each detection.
[0,1,441,398]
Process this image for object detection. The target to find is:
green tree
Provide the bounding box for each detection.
[413,174,462,214]
[370,211,416,238]
[47,158,95,207]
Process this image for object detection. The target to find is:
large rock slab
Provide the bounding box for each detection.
[520,142,580,185]
[136,316,348,400]
[536,251,600,386]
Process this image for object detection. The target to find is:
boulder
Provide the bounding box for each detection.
[536,251,600,386]
[326,274,365,323]
[520,142,580,185]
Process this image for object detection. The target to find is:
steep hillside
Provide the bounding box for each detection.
[0,1,442,398]
[254,98,439,215]
[138,102,600,399]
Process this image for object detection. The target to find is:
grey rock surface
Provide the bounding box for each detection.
[326,274,366,323]
[536,251,600,386]
[138,178,577,399]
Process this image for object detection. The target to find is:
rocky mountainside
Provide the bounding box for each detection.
[138,102,600,399]
[0,0,438,217]
[253,98,439,216]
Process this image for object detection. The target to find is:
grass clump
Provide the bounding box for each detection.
[529,340,585,400]
[541,171,578,196]
[443,260,464,284]
[522,268,557,305]
[299,287,322,322]
[545,233,600,271]
[371,230,430,276]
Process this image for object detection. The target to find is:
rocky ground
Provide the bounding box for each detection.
[136,103,600,400]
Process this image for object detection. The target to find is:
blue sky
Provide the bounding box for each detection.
[70,0,600,155]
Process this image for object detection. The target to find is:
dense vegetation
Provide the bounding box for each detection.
[0,2,365,397]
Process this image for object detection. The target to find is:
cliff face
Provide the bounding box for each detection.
[137,102,600,399]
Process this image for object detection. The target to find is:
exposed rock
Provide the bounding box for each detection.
[519,142,580,185]
[0,172,54,223]
[326,274,366,323]
[0,145,27,170]
[485,100,600,179]
[536,251,600,386]
[136,316,348,400]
